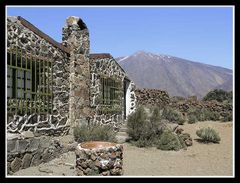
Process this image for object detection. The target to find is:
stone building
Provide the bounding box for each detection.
[6,16,136,173]
[7,16,136,136]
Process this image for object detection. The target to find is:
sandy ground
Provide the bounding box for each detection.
[11,121,233,177]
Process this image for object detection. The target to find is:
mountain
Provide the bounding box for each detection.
[116,51,233,98]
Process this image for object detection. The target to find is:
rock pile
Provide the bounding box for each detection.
[135,88,170,107]
[169,97,232,118]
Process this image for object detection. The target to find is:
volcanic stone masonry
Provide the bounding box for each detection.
[7,16,70,136]
[62,16,92,130]
[75,141,123,176]
[7,15,137,173]
[7,134,68,174]
[89,54,129,130]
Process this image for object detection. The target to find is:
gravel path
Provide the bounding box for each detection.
[11,121,233,177]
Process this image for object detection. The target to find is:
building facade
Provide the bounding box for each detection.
[7,16,137,136]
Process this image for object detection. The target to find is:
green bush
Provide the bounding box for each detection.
[73,123,116,143]
[133,137,154,148]
[196,127,221,143]
[161,107,185,125]
[220,112,233,122]
[203,89,232,103]
[156,131,184,151]
[200,108,212,121]
[127,106,164,147]
[188,108,205,121]
[209,111,220,121]
[149,106,162,134]
[188,107,220,122]
[127,106,148,141]
[188,114,197,124]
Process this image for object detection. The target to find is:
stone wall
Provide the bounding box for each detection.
[7,16,70,136]
[7,134,69,174]
[135,88,231,119]
[89,54,126,129]
[169,96,232,117]
[135,88,170,107]
[62,16,91,129]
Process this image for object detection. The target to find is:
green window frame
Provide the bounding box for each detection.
[7,46,53,115]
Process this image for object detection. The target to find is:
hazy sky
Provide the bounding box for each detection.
[7,6,233,69]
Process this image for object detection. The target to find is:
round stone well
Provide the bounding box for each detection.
[75,141,123,176]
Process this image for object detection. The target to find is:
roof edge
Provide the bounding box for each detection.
[16,16,70,54]
[89,53,112,59]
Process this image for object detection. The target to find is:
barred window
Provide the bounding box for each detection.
[99,77,123,114]
[7,46,53,115]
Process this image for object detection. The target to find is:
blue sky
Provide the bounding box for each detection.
[7,6,233,69]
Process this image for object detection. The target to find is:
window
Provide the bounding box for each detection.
[99,76,123,114]
[7,46,53,115]
[7,68,32,99]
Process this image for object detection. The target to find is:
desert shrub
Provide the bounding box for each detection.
[197,108,220,121]
[127,106,166,147]
[220,112,233,122]
[179,133,192,147]
[149,106,162,134]
[196,127,221,143]
[73,123,116,143]
[188,114,197,124]
[203,89,232,103]
[161,107,185,125]
[156,131,184,151]
[171,96,185,102]
[188,108,205,121]
[133,137,154,148]
[127,106,148,141]
[178,135,187,148]
[209,111,220,121]
[200,108,212,120]
[150,106,161,123]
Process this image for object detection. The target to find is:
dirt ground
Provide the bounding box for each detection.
[11,121,233,177]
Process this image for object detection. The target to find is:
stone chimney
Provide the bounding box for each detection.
[62,16,91,129]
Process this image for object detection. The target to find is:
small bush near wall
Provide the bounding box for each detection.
[156,130,185,151]
[188,114,197,124]
[127,106,148,141]
[73,123,117,143]
[161,107,185,125]
[188,108,205,121]
[196,127,221,143]
[187,107,221,122]
[126,106,192,150]
[220,113,232,122]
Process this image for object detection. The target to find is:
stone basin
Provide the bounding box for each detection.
[79,141,116,150]
[75,141,123,176]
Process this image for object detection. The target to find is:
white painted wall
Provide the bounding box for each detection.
[125,80,131,117]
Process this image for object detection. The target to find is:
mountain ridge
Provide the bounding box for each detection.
[116,51,232,98]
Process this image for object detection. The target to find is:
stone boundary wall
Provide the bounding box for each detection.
[135,88,231,118]
[135,88,170,107]
[169,97,232,116]
[135,89,232,117]
[7,135,73,174]
[7,16,70,136]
